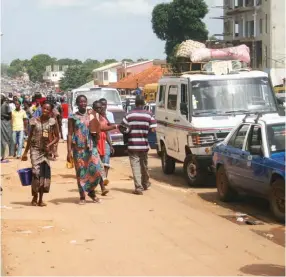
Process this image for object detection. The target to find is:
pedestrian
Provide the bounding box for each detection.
[90,101,117,183]
[61,97,69,141]
[22,101,60,206]
[1,94,13,162]
[99,98,115,177]
[121,95,157,195]
[11,100,28,159]
[67,95,107,205]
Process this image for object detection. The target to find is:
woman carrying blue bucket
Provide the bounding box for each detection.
[22,101,59,206]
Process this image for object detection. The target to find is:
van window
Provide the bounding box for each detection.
[158,85,166,108]
[181,84,188,103]
[167,85,178,110]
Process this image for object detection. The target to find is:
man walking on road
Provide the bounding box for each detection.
[121,95,157,195]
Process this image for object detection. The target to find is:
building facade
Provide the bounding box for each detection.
[43,65,68,89]
[223,0,285,70]
[93,62,123,86]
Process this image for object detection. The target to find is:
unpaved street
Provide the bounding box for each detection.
[1,143,285,276]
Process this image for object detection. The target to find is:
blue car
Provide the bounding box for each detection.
[213,113,285,222]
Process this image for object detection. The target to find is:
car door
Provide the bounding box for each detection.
[224,124,251,188]
[165,84,180,158]
[177,81,190,161]
[243,124,269,195]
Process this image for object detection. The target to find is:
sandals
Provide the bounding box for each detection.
[87,192,101,203]
[79,199,86,205]
[31,201,38,206]
[101,189,109,196]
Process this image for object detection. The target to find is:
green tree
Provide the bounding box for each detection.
[57,58,82,66]
[151,0,209,60]
[122,58,133,63]
[27,54,56,82]
[59,65,90,91]
[103,59,118,65]
[137,58,149,62]
[208,35,217,41]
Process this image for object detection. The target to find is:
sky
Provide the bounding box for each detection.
[1,0,223,64]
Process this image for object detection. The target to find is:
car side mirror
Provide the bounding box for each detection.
[250,145,263,156]
[180,103,188,116]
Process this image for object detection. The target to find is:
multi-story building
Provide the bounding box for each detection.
[223,0,285,71]
[43,65,68,89]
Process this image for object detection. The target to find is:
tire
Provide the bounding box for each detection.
[161,144,175,174]
[156,148,162,157]
[183,155,205,187]
[216,165,236,201]
[270,178,285,223]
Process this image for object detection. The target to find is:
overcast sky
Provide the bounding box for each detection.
[1,0,223,64]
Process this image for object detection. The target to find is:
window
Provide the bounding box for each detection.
[181,84,188,103]
[228,124,250,149]
[246,125,262,151]
[104,71,109,81]
[158,85,166,108]
[259,18,263,34]
[265,14,268,33]
[167,85,178,110]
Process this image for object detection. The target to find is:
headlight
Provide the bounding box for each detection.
[191,134,216,146]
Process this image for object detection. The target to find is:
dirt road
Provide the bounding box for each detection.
[1,143,285,276]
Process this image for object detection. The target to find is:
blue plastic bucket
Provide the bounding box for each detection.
[17,168,33,186]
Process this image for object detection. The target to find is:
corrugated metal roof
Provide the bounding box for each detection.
[109,66,167,89]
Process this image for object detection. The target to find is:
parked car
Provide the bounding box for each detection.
[212,113,285,222]
[109,109,127,154]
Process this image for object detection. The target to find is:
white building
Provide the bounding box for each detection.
[43,65,67,88]
[223,0,286,70]
[93,62,123,86]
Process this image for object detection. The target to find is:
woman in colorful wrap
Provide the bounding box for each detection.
[22,101,60,206]
[67,95,107,205]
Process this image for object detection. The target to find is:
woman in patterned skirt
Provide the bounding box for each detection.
[22,101,60,206]
[67,95,109,205]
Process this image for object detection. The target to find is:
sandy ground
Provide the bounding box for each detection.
[1,143,285,276]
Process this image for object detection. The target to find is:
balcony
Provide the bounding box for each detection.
[225,0,261,15]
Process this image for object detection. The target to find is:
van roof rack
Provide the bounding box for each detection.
[242,112,264,123]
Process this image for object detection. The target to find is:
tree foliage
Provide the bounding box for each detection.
[152,0,209,59]
[59,66,90,91]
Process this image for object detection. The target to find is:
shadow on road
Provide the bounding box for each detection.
[49,197,80,205]
[198,191,282,225]
[149,166,215,189]
[239,264,285,276]
[111,187,134,195]
[10,201,32,207]
[58,174,76,179]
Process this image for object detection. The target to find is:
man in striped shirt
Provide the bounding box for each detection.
[121,95,157,195]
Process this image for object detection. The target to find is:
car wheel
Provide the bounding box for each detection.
[183,155,205,187]
[161,144,175,174]
[270,179,285,223]
[156,148,161,157]
[216,165,236,201]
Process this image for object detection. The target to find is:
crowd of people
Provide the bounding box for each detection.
[1,92,157,206]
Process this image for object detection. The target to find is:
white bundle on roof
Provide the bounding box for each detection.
[176,40,206,58]
[190,44,251,64]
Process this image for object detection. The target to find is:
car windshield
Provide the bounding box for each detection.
[191,77,277,116]
[112,111,126,124]
[74,89,121,106]
[267,123,285,154]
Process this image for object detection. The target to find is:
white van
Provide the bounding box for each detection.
[68,87,123,114]
[156,70,278,186]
